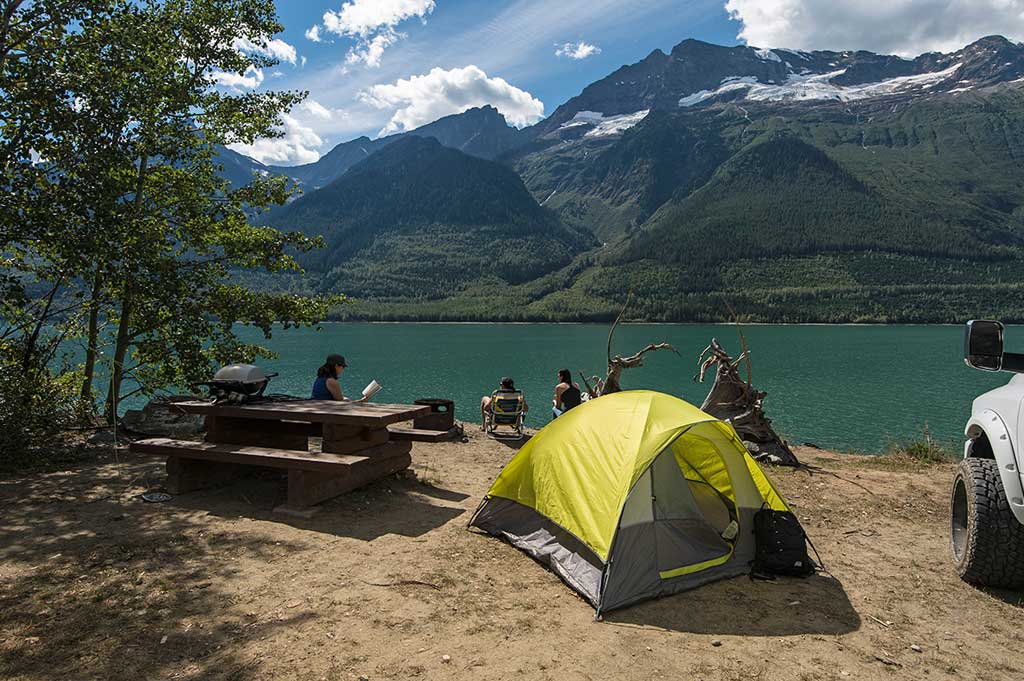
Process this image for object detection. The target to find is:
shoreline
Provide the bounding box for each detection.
[314,320,977,327]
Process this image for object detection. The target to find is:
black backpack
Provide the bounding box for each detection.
[751,505,820,578]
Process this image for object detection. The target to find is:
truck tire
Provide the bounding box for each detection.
[951,457,1024,589]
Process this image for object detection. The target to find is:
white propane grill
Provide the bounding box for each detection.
[201,364,278,403]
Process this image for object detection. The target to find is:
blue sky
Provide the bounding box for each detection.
[226,0,1024,165]
[231,0,738,164]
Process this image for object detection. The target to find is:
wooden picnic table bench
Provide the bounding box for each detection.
[130,399,431,515]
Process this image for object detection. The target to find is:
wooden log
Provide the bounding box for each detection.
[166,456,251,495]
[206,415,311,451]
[279,451,413,511]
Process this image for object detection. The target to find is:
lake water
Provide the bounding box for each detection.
[221,323,1008,454]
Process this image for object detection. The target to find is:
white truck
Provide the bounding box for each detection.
[956,320,1024,588]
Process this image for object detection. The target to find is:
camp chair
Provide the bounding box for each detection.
[484,390,525,439]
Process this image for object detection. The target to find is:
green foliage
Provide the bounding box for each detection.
[626,135,1016,264]
[269,136,596,299]
[0,341,88,469]
[882,424,959,466]
[0,0,338,424]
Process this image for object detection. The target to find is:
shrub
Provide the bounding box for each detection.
[884,424,958,465]
[0,353,87,471]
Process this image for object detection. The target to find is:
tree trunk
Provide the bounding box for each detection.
[80,268,102,403]
[21,280,59,374]
[104,289,131,424]
[104,154,147,424]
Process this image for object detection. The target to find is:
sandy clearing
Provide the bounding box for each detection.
[1,433,1022,680]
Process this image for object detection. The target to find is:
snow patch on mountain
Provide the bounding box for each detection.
[561,110,606,128]
[754,47,782,63]
[560,110,650,137]
[585,110,650,137]
[679,62,962,107]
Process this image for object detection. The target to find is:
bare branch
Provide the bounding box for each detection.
[611,342,680,368]
[724,301,752,388]
[606,290,633,367]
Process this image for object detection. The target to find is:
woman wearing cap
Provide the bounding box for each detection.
[311,354,366,402]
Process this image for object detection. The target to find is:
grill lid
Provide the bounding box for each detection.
[213,364,274,384]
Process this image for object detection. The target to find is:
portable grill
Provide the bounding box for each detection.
[198,364,278,403]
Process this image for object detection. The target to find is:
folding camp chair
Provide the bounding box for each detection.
[484,390,525,439]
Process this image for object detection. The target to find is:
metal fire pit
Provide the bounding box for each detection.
[413,398,455,431]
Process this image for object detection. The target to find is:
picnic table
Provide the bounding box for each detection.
[130,399,431,515]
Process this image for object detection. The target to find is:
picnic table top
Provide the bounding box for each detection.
[174,399,431,427]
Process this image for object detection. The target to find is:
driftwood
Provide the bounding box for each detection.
[696,338,800,467]
[582,294,679,397]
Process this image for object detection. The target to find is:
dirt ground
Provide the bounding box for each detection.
[1,429,1022,681]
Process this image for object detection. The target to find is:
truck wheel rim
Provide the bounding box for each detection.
[951,476,969,562]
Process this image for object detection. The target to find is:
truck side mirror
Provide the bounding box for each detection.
[964,320,1004,371]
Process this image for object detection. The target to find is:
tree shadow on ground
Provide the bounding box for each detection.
[0,457,311,681]
[605,573,861,636]
[179,472,467,541]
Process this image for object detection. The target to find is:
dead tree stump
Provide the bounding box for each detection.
[697,339,800,467]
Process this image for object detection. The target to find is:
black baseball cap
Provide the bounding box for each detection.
[327,353,347,368]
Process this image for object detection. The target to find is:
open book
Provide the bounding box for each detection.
[362,379,382,400]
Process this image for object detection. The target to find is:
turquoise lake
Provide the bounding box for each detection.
[215,323,1010,454]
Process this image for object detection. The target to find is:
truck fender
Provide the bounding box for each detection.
[965,409,1024,525]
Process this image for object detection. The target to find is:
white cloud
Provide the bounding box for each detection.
[322,0,435,37]
[228,114,323,165]
[346,30,399,68]
[359,65,544,135]
[300,99,335,120]
[211,66,264,91]
[316,0,435,68]
[555,41,602,59]
[725,0,1024,56]
[232,37,297,65]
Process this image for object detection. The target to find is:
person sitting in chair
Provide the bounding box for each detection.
[552,368,582,419]
[481,376,527,430]
[311,353,367,402]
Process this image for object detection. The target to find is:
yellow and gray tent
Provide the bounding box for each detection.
[469,390,793,613]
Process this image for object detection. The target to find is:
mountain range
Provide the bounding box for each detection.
[224,35,1024,322]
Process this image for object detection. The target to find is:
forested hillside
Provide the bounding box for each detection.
[267,137,594,300]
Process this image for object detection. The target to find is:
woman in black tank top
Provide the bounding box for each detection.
[552,368,582,419]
